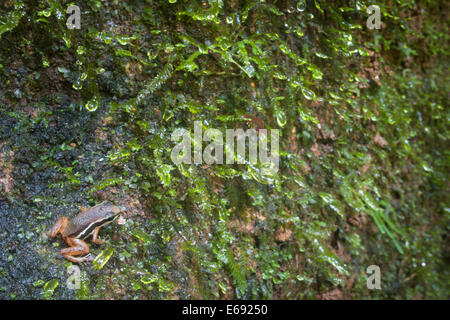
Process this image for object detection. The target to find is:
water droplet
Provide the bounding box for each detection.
[85,96,100,112]
[42,56,49,68]
[72,80,83,90]
[275,108,287,127]
[14,89,22,99]
[296,0,306,12]
[40,9,52,17]
[76,46,86,55]
[301,87,315,100]
[117,36,130,45]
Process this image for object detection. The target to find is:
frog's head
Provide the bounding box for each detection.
[99,203,122,220]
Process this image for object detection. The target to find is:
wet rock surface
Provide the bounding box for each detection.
[0,106,115,299]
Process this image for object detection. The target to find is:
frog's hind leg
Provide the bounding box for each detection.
[61,238,93,263]
[50,216,69,238]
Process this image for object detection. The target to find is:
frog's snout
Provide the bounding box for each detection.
[110,205,122,214]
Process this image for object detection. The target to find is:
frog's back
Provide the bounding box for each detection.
[62,203,120,239]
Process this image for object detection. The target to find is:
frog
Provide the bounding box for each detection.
[50,202,121,263]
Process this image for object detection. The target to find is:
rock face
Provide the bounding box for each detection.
[0,0,448,300]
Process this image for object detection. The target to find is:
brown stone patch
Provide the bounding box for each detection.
[320,288,344,300]
[311,143,321,157]
[348,212,368,229]
[95,127,108,141]
[373,132,388,147]
[0,141,14,194]
[275,227,292,242]
[125,62,143,79]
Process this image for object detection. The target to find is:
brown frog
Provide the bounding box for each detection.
[50,203,121,263]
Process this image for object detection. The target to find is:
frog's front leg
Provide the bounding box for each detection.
[61,238,93,263]
[91,227,105,245]
[50,216,69,238]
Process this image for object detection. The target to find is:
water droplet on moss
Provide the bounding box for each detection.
[73,80,83,90]
[275,109,286,127]
[301,87,315,100]
[296,0,306,12]
[14,88,22,99]
[76,46,86,55]
[85,96,100,112]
